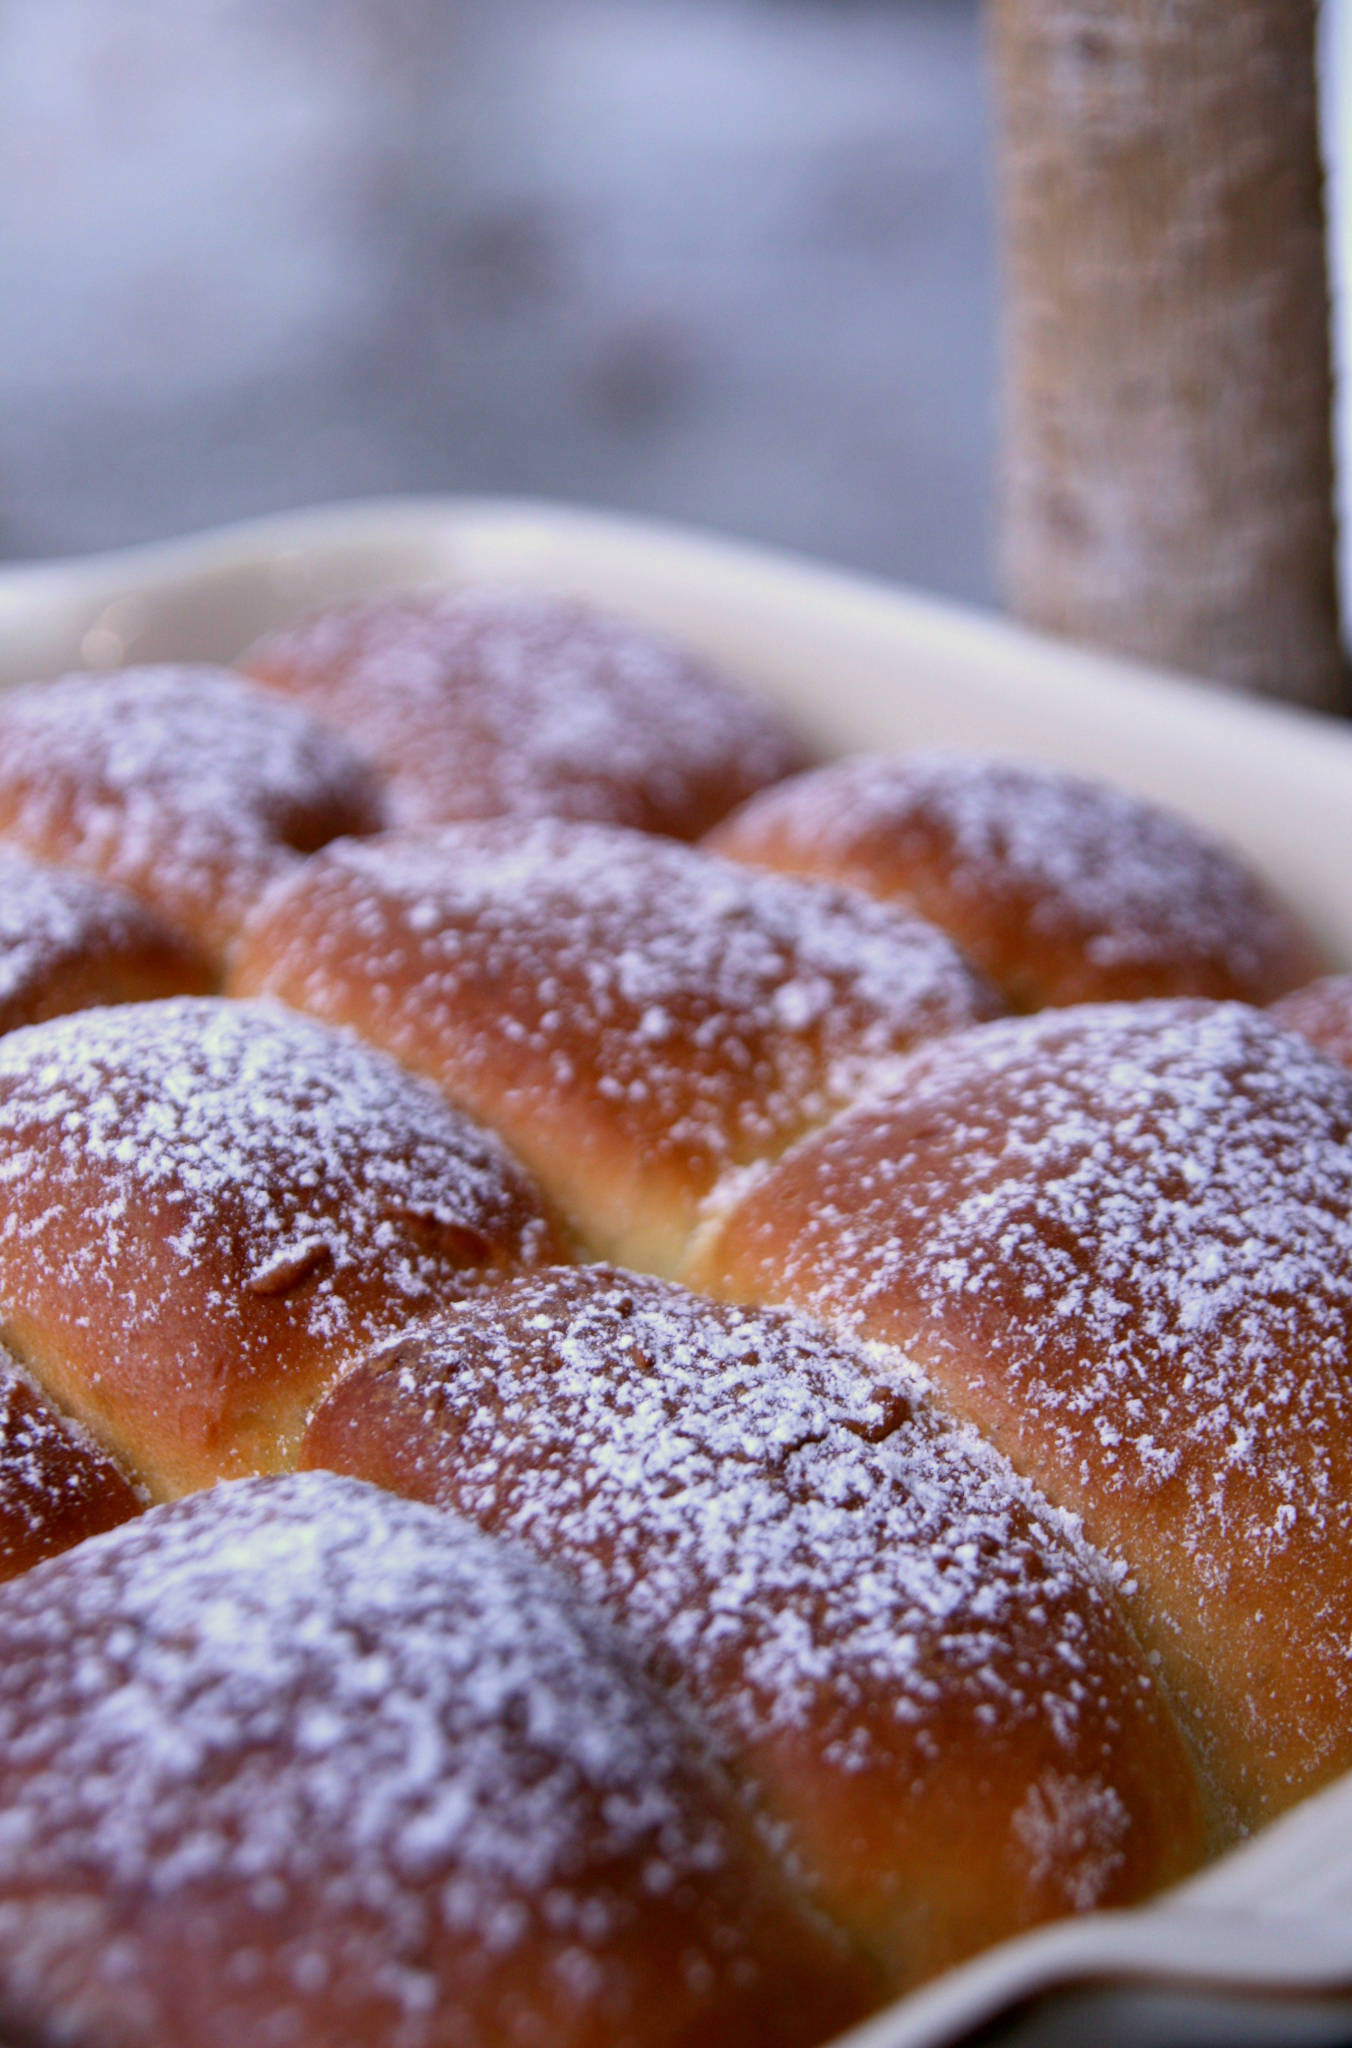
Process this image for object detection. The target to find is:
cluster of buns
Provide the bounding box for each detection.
[0,585,1347,2048]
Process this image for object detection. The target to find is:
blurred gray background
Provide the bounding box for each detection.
[0,0,996,600]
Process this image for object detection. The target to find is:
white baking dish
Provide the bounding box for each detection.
[1,496,1351,2048]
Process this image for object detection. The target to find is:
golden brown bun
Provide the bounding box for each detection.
[0,1351,143,1581]
[0,999,564,1496]
[695,1000,1352,1831]
[0,605,1329,2039]
[0,1473,873,2048]
[707,752,1325,1010]
[0,846,211,1031]
[240,586,812,838]
[227,820,1003,1274]
[1270,974,1352,1070]
[303,1266,1206,1993]
[0,666,385,964]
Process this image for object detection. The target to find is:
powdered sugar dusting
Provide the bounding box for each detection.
[0,853,151,1009]
[0,666,383,955]
[707,1001,1352,1808]
[243,587,810,837]
[234,822,1000,1264]
[311,1270,1164,1836]
[0,1352,141,1573]
[763,1003,1352,1544]
[0,847,199,1026]
[714,751,1317,1005]
[0,999,555,1422]
[0,1473,775,2031]
[1009,1774,1131,1912]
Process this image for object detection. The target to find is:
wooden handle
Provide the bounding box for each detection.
[990,0,1347,713]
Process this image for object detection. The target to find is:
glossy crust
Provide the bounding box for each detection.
[0,616,1330,2032]
[0,847,211,1031]
[0,1352,142,1581]
[228,820,1002,1274]
[0,999,563,1495]
[0,666,385,963]
[1269,974,1352,1071]
[707,752,1325,1010]
[240,586,812,838]
[695,1001,1352,1830]
[0,1474,872,2048]
[303,1267,1206,1993]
